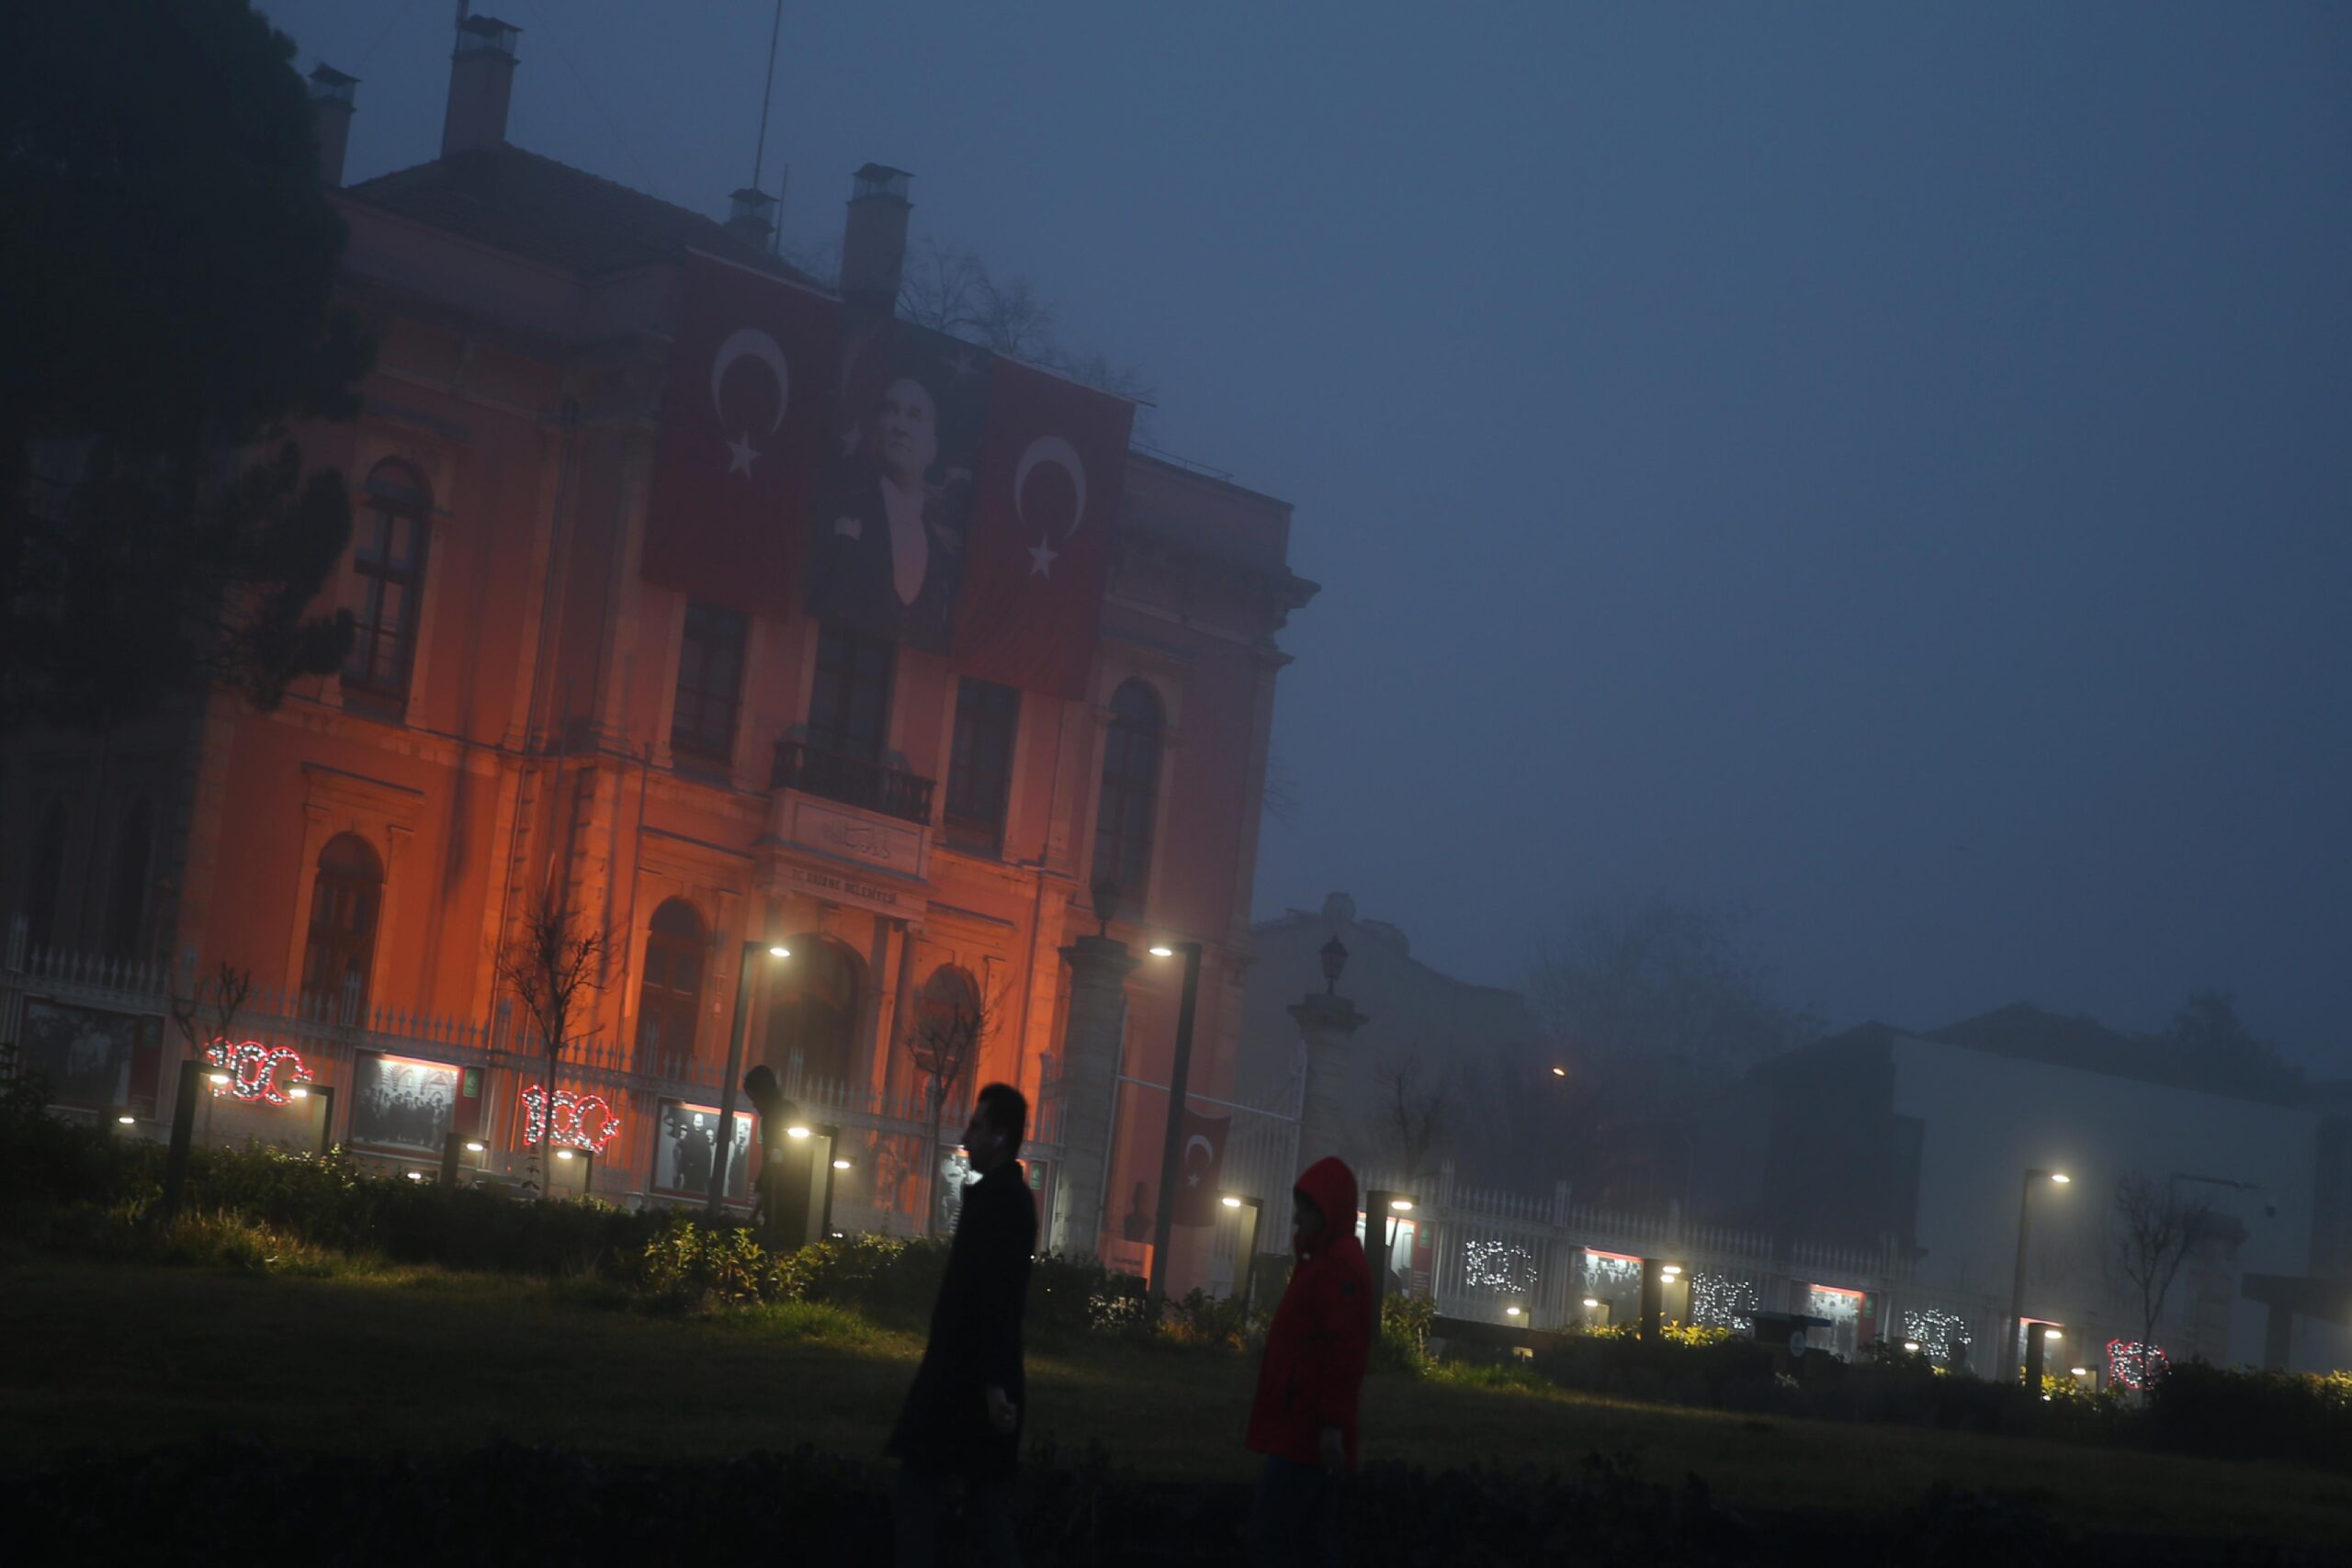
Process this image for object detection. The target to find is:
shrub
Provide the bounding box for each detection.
[1375,1292,1436,1373]
[2145,1361,2352,1469]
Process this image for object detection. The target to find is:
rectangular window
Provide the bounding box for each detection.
[808,625,894,763]
[944,678,1020,854]
[672,601,748,763]
[342,475,430,705]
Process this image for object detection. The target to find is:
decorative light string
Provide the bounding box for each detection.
[203,1039,311,1106]
[2106,1337,2169,1390]
[1901,1306,1970,1363]
[1689,1269,1758,1331]
[1463,1237,1538,1294]
[521,1083,620,1153]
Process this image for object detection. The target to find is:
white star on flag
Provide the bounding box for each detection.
[1027,533,1059,578]
[726,432,759,475]
[945,351,979,379]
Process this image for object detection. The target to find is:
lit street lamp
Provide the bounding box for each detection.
[708,940,790,1215]
[1222,1192,1265,1309]
[1146,939,1204,1299]
[2006,1167,2071,1382]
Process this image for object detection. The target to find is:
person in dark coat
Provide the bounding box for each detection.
[1245,1155,1373,1565]
[888,1082,1035,1567]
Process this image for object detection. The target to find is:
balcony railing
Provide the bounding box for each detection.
[772,739,933,826]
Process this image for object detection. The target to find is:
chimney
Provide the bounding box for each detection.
[441,15,521,157]
[307,63,358,187]
[726,186,778,254]
[840,164,911,312]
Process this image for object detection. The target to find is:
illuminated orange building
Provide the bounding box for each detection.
[1,23,1312,1282]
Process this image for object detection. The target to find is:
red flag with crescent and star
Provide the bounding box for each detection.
[641,251,837,618]
[951,356,1136,698]
[1171,1105,1232,1226]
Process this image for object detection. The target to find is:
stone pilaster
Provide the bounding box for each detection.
[1290,991,1369,1179]
[1047,934,1139,1257]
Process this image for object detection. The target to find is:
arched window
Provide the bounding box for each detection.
[1092,680,1164,905]
[761,935,864,1091]
[636,898,707,1076]
[26,800,69,955]
[104,797,154,960]
[343,460,431,704]
[301,833,382,1018]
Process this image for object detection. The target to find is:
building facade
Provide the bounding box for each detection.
[1,23,1314,1286]
[1696,1008,2352,1376]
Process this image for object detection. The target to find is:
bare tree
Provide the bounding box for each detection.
[889,239,1158,415]
[494,889,613,1190]
[903,970,1001,1235]
[1376,1046,1453,1184]
[2112,1171,2215,1380]
[1528,897,1821,1100]
[168,960,252,1059]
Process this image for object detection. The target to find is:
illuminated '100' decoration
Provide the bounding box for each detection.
[2107,1337,2170,1391]
[204,1040,311,1105]
[522,1084,620,1154]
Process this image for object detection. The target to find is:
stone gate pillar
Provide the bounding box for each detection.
[1290,990,1369,1178]
[1046,934,1137,1257]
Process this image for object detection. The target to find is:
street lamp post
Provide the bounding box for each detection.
[1222,1192,1265,1311]
[1146,939,1204,1300]
[2006,1167,2070,1382]
[708,939,789,1216]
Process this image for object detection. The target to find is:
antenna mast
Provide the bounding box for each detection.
[752,0,785,192]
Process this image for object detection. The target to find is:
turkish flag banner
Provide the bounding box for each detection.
[641,251,837,619]
[951,357,1136,698]
[1171,1106,1232,1227]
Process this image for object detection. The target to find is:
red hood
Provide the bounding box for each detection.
[1293,1156,1360,1257]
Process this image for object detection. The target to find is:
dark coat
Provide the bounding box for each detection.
[1246,1156,1374,1470]
[887,1160,1036,1477]
[806,473,963,652]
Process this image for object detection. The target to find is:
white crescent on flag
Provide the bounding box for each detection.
[710,327,790,474]
[1015,435,1088,538]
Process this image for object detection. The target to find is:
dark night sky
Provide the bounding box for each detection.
[259,3,2352,1067]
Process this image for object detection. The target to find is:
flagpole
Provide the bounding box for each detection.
[1147,940,1204,1300]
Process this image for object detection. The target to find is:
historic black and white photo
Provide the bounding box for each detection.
[17,999,149,1109]
[350,1053,459,1154]
[654,1100,752,1198]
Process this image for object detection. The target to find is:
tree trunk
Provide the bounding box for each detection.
[924,1080,944,1238]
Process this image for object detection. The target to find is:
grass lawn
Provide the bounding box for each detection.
[6,1256,2350,1543]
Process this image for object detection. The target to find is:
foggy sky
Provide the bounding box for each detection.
[257,2,2352,1069]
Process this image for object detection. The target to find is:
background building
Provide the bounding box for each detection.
[1,22,1314,1288]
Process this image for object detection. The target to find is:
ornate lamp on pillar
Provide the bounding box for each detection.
[1291,931,1369,1179]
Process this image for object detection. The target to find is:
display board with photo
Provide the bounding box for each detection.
[17,999,157,1110]
[350,1053,463,1156]
[652,1100,756,1200]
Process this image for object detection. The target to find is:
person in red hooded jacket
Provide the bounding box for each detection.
[1244,1155,1372,1564]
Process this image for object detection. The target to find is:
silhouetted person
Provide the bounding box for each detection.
[888,1083,1035,1567]
[1121,1179,1151,1243]
[1245,1156,1372,1566]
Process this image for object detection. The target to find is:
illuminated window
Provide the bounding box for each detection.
[635,898,707,1076]
[343,461,430,705]
[672,602,747,764]
[301,833,382,1019]
[1092,679,1163,901]
[944,678,1019,855]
